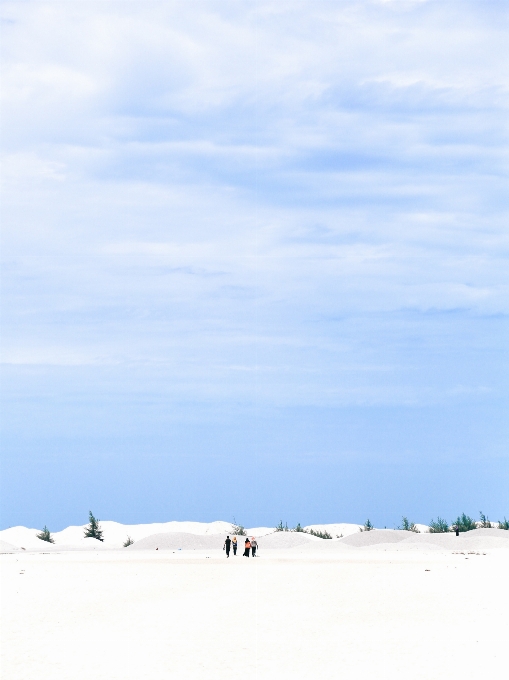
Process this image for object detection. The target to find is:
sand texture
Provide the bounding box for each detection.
[2,540,507,680]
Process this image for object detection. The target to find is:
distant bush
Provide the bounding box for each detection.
[479,512,492,529]
[293,523,305,532]
[123,536,134,547]
[398,517,419,533]
[84,511,104,541]
[452,513,476,532]
[429,517,449,533]
[498,517,509,530]
[36,526,55,543]
[231,518,246,536]
[360,519,373,532]
[275,520,289,532]
[307,528,332,539]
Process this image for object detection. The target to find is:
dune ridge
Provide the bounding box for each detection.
[1,521,508,553]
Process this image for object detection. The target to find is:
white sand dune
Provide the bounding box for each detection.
[129,532,227,550]
[0,540,20,552]
[2,521,508,553]
[127,530,318,551]
[338,527,509,551]
[0,520,275,551]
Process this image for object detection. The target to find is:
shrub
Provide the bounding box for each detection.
[498,517,509,530]
[84,511,104,541]
[307,528,332,539]
[398,517,419,532]
[36,526,55,543]
[452,513,476,532]
[293,523,305,532]
[231,518,246,536]
[479,512,492,529]
[429,517,449,533]
[360,519,373,532]
[123,536,134,547]
[275,520,289,532]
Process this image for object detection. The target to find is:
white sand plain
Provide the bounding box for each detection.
[1,523,508,679]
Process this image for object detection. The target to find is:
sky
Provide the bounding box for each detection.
[1,0,508,531]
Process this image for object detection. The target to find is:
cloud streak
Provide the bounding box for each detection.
[1,1,508,413]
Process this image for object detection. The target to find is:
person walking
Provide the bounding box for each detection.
[251,537,258,557]
[243,537,251,557]
[232,536,238,555]
[224,535,231,557]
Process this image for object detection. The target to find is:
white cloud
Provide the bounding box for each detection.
[1,0,508,407]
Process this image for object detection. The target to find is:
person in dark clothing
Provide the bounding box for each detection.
[243,538,251,557]
[232,536,238,555]
[224,536,231,557]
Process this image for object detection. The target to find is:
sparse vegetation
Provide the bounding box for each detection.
[84,511,104,541]
[293,523,305,532]
[429,517,449,533]
[398,517,419,532]
[498,517,509,530]
[36,526,55,543]
[479,512,492,529]
[123,536,134,547]
[275,520,289,532]
[452,513,476,533]
[231,518,246,536]
[307,528,332,539]
[360,519,374,532]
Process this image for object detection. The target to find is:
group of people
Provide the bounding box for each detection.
[223,535,258,557]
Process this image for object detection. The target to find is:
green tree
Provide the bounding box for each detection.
[36,526,55,543]
[231,518,246,536]
[307,528,332,539]
[452,513,476,532]
[275,520,289,532]
[84,511,104,541]
[498,517,509,530]
[123,536,134,547]
[429,517,449,533]
[479,512,492,529]
[361,519,373,532]
[293,523,305,532]
[398,517,419,532]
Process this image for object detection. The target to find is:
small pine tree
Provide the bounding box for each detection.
[361,519,373,532]
[123,536,134,547]
[498,517,509,530]
[479,512,492,529]
[293,523,305,532]
[429,517,449,533]
[36,526,55,543]
[231,518,246,536]
[275,520,289,532]
[453,513,476,532]
[84,511,104,541]
[399,517,419,532]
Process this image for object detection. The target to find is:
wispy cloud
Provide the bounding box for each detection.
[1,0,508,411]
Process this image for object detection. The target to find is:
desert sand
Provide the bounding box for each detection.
[1,523,508,679]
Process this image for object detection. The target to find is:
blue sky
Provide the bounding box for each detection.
[1,0,508,530]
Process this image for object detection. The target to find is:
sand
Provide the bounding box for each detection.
[0,521,363,551]
[2,527,508,679]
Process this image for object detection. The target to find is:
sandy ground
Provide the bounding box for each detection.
[2,546,507,680]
